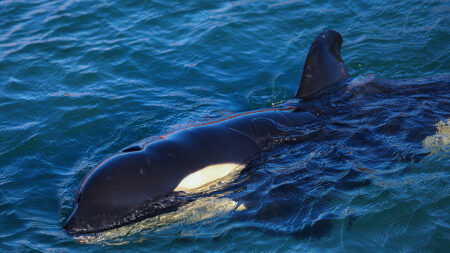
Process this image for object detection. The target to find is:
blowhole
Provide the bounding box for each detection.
[122,145,142,152]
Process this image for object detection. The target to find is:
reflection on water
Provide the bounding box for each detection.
[76,196,244,245]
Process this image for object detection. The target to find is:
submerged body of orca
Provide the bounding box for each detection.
[64,30,349,235]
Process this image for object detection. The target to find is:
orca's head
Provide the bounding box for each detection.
[64,146,179,235]
[295,29,349,98]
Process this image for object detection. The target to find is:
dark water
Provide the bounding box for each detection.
[1,0,449,252]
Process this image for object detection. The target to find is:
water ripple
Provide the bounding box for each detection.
[0,0,449,251]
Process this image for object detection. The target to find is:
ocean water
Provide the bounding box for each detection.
[0,0,449,252]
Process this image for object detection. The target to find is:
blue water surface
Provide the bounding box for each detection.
[0,0,449,252]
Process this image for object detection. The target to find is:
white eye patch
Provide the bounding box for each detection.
[174,163,244,192]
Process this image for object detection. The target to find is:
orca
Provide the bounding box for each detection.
[64,29,349,235]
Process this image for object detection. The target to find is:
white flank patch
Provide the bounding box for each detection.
[174,163,244,193]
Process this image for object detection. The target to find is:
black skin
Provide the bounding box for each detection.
[64,29,349,235]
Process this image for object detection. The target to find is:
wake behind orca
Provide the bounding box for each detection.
[64,30,349,235]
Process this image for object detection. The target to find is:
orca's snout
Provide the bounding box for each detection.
[64,205,102,235]
[64,216,76,233]
[64,206,84,235]
[64,150,171,235]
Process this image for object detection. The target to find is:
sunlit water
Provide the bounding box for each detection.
[1,0,449,252]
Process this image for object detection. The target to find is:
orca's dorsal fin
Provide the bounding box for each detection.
[295,30,349,98]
